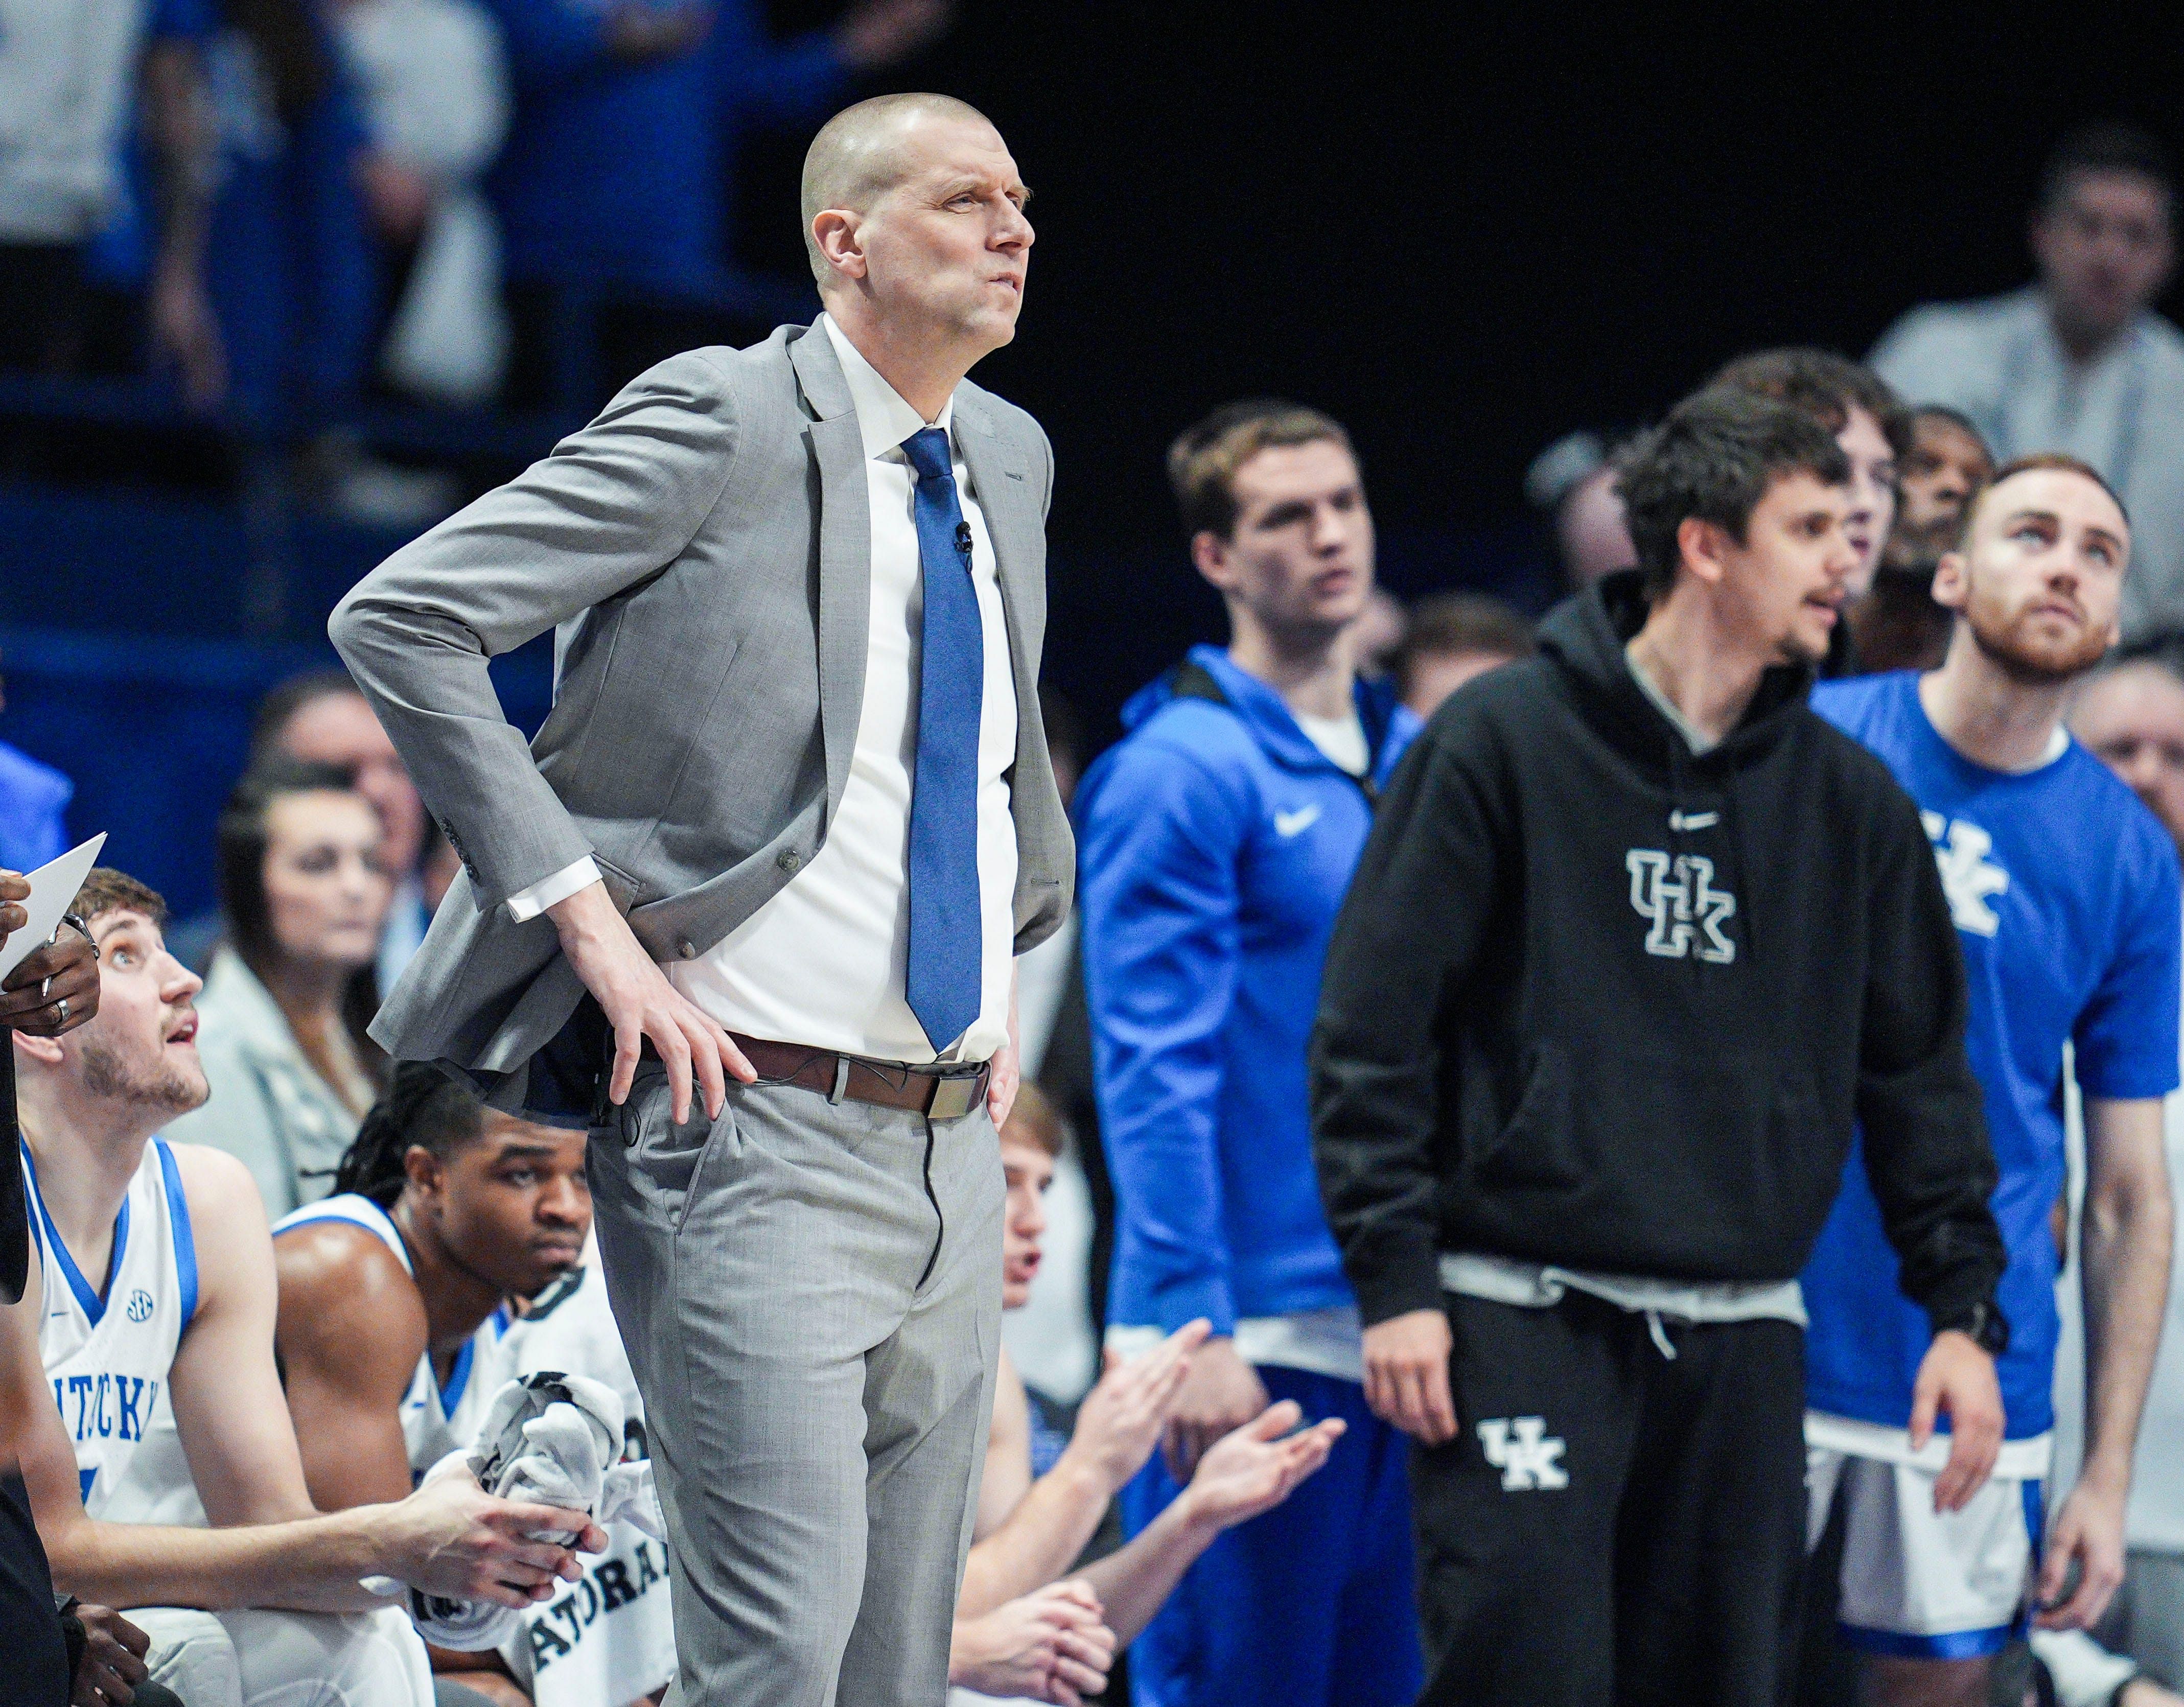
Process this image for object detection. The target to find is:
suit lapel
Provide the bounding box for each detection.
[791,327,872,823]
[954,400,1038,675]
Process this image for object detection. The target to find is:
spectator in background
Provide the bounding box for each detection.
[165,760,391,1217]
[331,0,513,408]
[1710,347,1909,676]
[1078,400,1423,1707]
[2071,648,2184,1689]
[1389,592,1535,720]
[1524,430,1636,590]
[1872,124,2184,638]
[0,0,225,407]
[168,671,431,986]
[201,0,378,434]
[0,649,71,873]
[1850,407,1995,675]
[487,0,954,411]
[255,671,432,989]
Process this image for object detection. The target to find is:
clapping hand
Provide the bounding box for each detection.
[1161,1335,1270,1482]
[1062,1319,1209,1495]
[1177,1400,1345,1535]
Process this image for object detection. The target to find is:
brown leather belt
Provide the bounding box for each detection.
[642,1034,990,1121]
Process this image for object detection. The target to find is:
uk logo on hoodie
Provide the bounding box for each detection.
[1624,849,1738,964]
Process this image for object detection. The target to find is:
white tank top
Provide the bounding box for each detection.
[27,1137,203,1525]
[271,1193,510,1474]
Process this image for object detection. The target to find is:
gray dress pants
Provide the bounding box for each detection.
[589,1062,1004,1707]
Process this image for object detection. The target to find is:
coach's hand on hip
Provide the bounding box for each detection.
[1361,1307,1457,1446]
[1908,1328,2005,1512]
[548,879,755,1121]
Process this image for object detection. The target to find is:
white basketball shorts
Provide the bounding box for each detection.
[1805,1411,2052,1659]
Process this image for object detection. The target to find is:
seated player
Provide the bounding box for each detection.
[1804,456,2179,1705]
[8,868,602,1707]
[950,1087,1343,1703]
[273,1061,657,1707]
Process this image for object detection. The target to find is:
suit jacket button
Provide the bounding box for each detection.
[776,848,802,872]
[677,939,696,960]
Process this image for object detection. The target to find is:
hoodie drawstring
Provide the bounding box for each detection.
[1645,1310,1677,1360]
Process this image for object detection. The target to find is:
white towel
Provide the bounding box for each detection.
[362,1371,664,1650]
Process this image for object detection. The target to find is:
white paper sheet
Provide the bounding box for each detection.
[0,834,107,982]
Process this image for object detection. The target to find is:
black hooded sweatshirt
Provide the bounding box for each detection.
[1310,571,2006,1336]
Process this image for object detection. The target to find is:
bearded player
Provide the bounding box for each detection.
[1803,454,2180,1705]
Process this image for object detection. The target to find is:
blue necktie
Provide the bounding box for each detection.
[902,426,985,1053]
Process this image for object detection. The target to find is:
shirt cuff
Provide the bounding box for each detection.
[505,856,600,922]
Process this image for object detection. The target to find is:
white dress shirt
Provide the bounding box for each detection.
[1871,287,2184,638]
[508,314,1019,1063]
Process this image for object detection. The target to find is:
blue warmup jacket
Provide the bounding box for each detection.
[1079,646,1419,1337]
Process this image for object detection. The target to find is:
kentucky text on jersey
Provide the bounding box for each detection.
[26,1136,201,1519]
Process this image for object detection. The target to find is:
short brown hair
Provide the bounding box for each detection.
[71,868,168,928]
[1001,1081,1064,1158]
[1709,347,1913,459]
[1167,400,1355,541]
[1957,452,2131,551]
[1392,594,1535,700]
[1616,389,1851,599]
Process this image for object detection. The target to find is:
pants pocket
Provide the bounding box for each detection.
[615,1071,733,1235]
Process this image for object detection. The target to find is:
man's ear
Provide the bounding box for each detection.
[1191,529,1238,593]
[1930,550,1971,613]
[11,1030,63,1069]
[402,1143,444,1202]
[1675,516,1730,589]
[811,208,868,286]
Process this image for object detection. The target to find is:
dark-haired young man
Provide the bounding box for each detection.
[1803,457,2177,1704]
[1710,346,1911,676]
[1312,387,2010,1706]
[1873,124,2184,636]
[6,870,601,1707]
[1078,400,1422,1707]
[272,1062,596,1706]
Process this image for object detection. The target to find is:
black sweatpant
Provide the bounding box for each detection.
[1412,1291,1808,1707]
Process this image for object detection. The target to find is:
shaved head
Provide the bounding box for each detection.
[801,92,999,285]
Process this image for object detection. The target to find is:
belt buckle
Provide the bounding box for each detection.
[925,1068,984,1122]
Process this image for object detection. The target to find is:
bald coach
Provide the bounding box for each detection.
[331,93,1072,1707]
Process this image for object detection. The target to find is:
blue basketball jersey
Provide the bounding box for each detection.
[1804,672,2181,1438]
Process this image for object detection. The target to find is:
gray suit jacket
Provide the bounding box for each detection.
[330,321,1074,1109]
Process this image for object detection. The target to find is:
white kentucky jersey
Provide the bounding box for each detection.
[26,1137,203,1525]
[271,1193,510,1471]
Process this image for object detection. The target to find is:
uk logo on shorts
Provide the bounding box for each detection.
[1625,849,1737,964]
[1477,1416,1568,1490]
